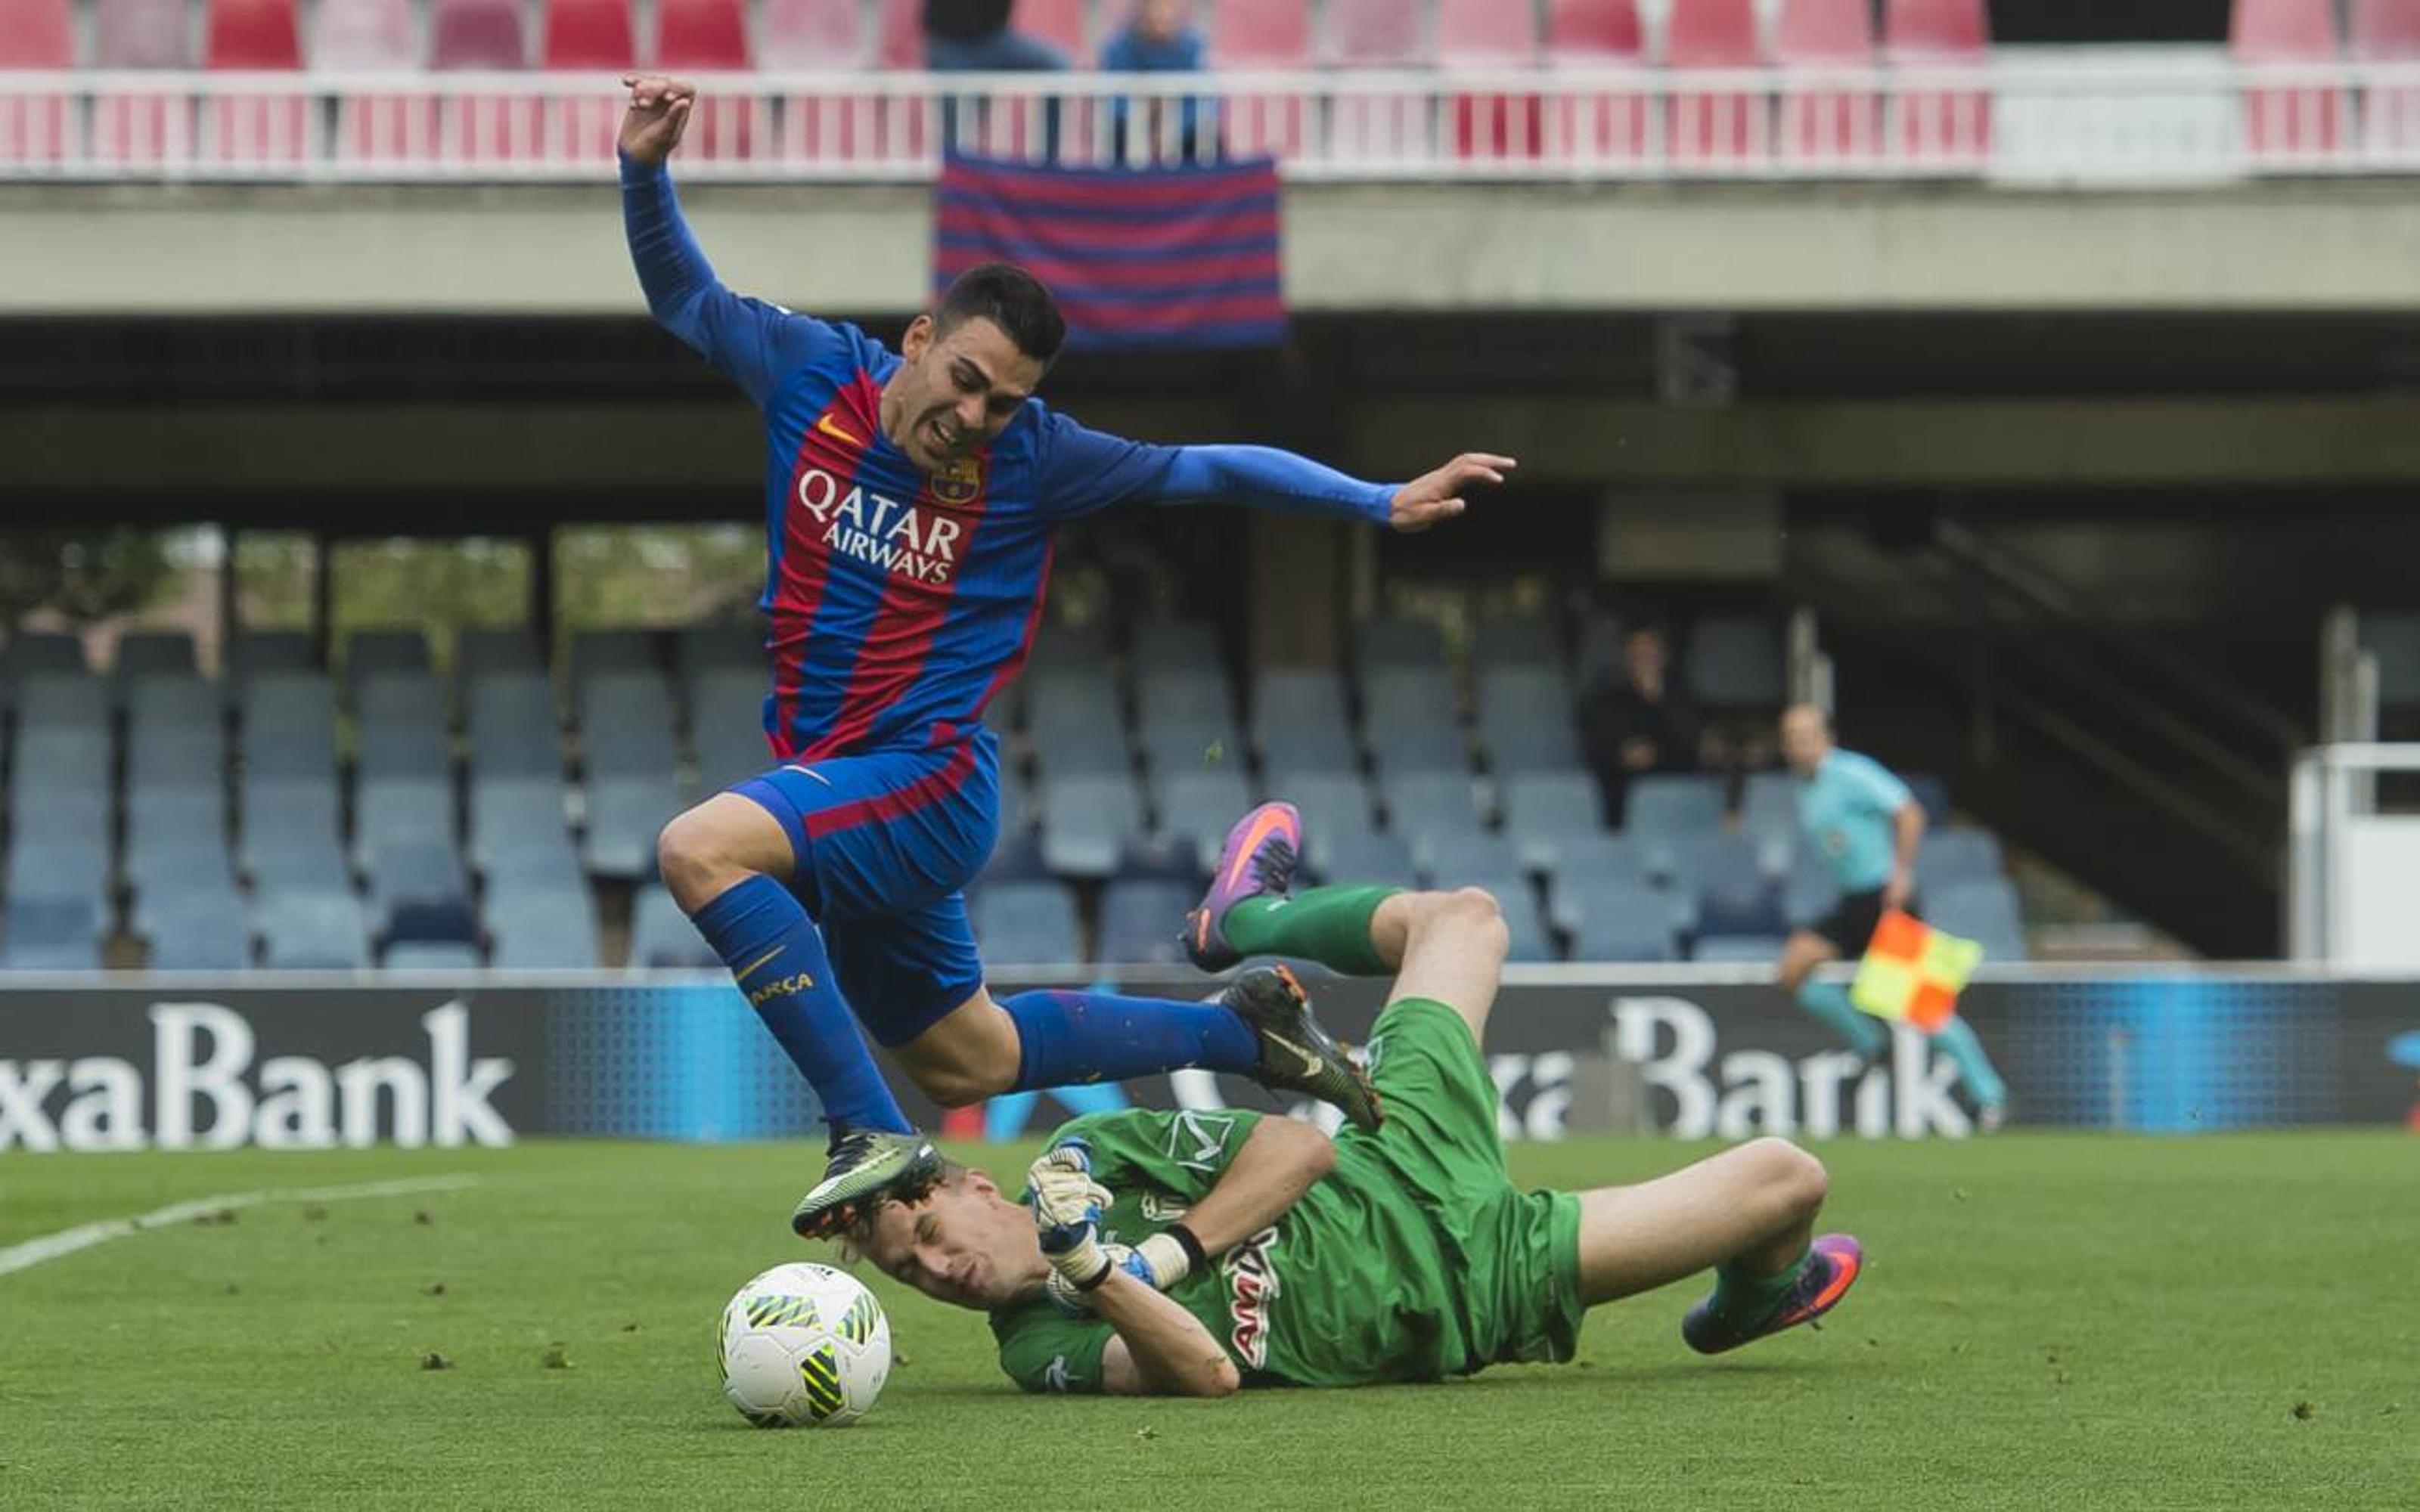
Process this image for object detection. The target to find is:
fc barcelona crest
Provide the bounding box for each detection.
[932,455,984,506]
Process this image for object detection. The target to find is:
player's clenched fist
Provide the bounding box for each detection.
[619,74,696,166]
[1028,1142,1115,1289]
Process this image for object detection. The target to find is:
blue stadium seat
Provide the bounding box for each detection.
[1426,830,1525,886]
[1137,716,1243,782]
[1782,844,1844,931]
[240,774,346,878]
[1363,667,1469,778]
[355,776,455,870]
[468,776,576,876]
[583,773,684,881]
[17,673,110,733]
[1379,769,1486,875]
[1545,832,1657,934]
[997,762,1041,837]
[1135,667,1233,735]
[467,672,563,781]
[1039,772,1146,878]
[1739,770,1800,858]
[0,895,104,970]
[8,820,113,908]
[128,844,242,937]
[254,889,372,970]
[127,787,228,868]
[147,890,256,970]
[1130,619,1219,676]
[1028,677,1131,778]
[676,621,765,684]
[1469,618,1562,676]
[224,629,315,705]
[970,880,1084,965]
[1500,769,1606,871]
[458,625,544,687]
[2,631,91,693]
[241,672,339,769]
[689,668,773,798]
[1570,907,1682,962]
[630,885,718,968]
[1362,665,1459,729]
[1692,934,1785,965]
[1252,669,1358,770]
[1311,829,1417,888]
[384,940,484,971]
[484,884,603,968]
[128,675,225,782]
[1928,878,2028,962]
[1034,620,1112,670]
[1624,773,1730,864]
[1267,770,1379,876]
[1094,877,1195,965]
[347,627,433,689]
[371,841,476,946]
[1686,615,1786,708]
[578,672,681,781]
[1674,830,1784,937]
[1903,771,1952,826]
[1475,667,1583,773]
[1354,615,1446,677]
[113,629,198,688]
[1364,717,1469,779]
[1919,828,2005,888]
[569,627,659,689]
[1153,766,1256,869]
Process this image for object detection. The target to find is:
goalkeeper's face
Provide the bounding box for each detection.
[855,1169,1052,1312]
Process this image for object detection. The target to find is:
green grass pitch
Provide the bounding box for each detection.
[0,1132,2412,1510]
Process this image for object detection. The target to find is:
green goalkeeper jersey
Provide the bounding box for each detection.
[988,1027,1584,1394]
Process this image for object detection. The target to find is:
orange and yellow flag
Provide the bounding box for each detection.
[1850,909,1983,1034]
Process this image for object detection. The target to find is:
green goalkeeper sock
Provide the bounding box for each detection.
[1708,1247,1812,1323]
[1219,885,1402,977]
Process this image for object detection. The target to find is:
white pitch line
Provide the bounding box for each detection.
[0,1174,480,1279]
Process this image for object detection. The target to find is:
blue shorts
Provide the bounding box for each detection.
[731,732,1001,1048]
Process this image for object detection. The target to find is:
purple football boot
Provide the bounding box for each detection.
[1182,801,1302,972]
[1681,1234,1866,1356]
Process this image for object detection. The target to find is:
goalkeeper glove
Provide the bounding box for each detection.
[1028,1141,1115,1290]
[1044,1232,1195,1315]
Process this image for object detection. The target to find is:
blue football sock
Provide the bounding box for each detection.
[1797,979,1891,1059]
[1931,1016,2009,1109]
[690,875,911,1137]
[1001,989,1260,1090]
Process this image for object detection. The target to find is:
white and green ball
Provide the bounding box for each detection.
[718,1262,892,1427]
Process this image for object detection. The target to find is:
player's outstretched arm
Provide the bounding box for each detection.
[618,75,831,406]
[1092,1273,1241,1397]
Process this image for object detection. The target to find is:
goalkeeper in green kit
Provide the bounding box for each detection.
[845,802,1864,1396]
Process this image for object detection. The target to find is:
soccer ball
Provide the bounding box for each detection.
[718,1262,892,1428]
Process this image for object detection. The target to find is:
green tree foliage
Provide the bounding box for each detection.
[0,530,174,627]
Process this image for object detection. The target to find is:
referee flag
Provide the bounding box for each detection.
[1851,910,1984,1033]
[934,153,1286,353]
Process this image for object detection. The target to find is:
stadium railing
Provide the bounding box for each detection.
[5,57,2420,182]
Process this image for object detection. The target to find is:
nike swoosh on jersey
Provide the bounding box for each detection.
[815,415,865,448]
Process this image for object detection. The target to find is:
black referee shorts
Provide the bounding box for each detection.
[1808,888,1922,959]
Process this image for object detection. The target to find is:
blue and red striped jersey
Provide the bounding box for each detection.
[624,157,1399,763]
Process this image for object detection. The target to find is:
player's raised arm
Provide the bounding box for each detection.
[1038,411,1516,534]
[618,75,832,406]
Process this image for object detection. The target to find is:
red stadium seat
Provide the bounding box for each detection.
[1883,0,1990,168]
[0,0,77,165]
[1208,0,1311,158]
[876,0,922,70]
[538,0,635,166]
[1666,0,1767,168]
[1326,0,1426,66]
[1019,0,1090,57]
[2232,0,2347,163]
[1542,0,1647,163]
[432,0,539,164]
[1438,0,1542,162]
[657,0,758,160]
[1776,0,1877,162]
[762,0,864,65]
[1326,0,1429,163]
[206,0,312,166]
[2351,0,2420,155]
[319,0,438,162]
[93,0,197,167]
[770,0,914,166]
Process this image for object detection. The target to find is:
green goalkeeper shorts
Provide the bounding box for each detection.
[1348,995,1586,1371]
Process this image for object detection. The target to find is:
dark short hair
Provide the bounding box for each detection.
[831,1159,973,1263]
[934,263,1067,367]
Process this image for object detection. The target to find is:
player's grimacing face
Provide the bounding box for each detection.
[890,314,1043,474]
[857,1176,1044,1312]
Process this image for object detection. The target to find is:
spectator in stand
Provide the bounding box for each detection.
[1101,0,1214,163]
[1581,624,1706,817]
[923,0,1070,71]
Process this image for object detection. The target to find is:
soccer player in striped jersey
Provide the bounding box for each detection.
[616,77,1515,1238]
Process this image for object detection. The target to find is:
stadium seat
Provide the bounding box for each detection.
[1438,0,1544,160]
[255,888,373,970]
[206,0,312,165]
[579,672,681,781]
[1311,829,1418,889]
[1688,615,1789,709]
[1,895,104,970]
[630,885,718,968]
[1624,773,1730,878]
[385,940,484,970]
[469,775,576,875]
[468,674,564,781]
[1,632,90,702]
[1782,846,1843,929]
[2352,0,2420,153]
[1540,0,1649,163]
[225,628,315,703]
[147,888,256,969]
[1153,767,1257,870]
[0,0,76,164]
[318,0,438,157]
[1667,0,1769,167]
[371,841,477,946]
[113,629,199,687]
[1471,618,1564,677]
[1252,670,1360,772]
[584,774,684,880]
[241,792,350,890]
[1028,677,1131,777]
[538,0,636,163]
[1137,667,1235,737]
[1738,769,1800,857]
[1354,616,1449,677]
[676,622,764,683]
[1550,833,1692,940]
[970,880,1084,965]
[127,677,228,796]
[93,0,196,166]
[1884,0,1990,167]
[1903,771,1953,826]
[1426,831,1525,886]
[1919,827,2005,887]
[1131,618,1222,675]
[129,843,244,938]
[240,672,340,779]
[2233,0,2350,161]
[432,0,538,163]
[1207,0,1312,155]
[1362,664,1460,730]
[458,626,544,685]
[1094,878,1196,965]
[1775,0,1879,162]
[1547,0,1643,59]
[1476,668,1584,774]
[1928,877,2028,961]
[16,672,110,736]
[1692,934,1785,964]
[569,627,660,688]
[348,627,433,687]
[1674,831,1785,937]
[1381,770,1491,878]
[762,0,866,65]
[1040,772,1146,878]
[1501,769,1606,871]
[1569,884,1683,962]
[1269,771,1379,877]
[485,885,603,968]
[654,0,762,162]
[1326,0,1426,66]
